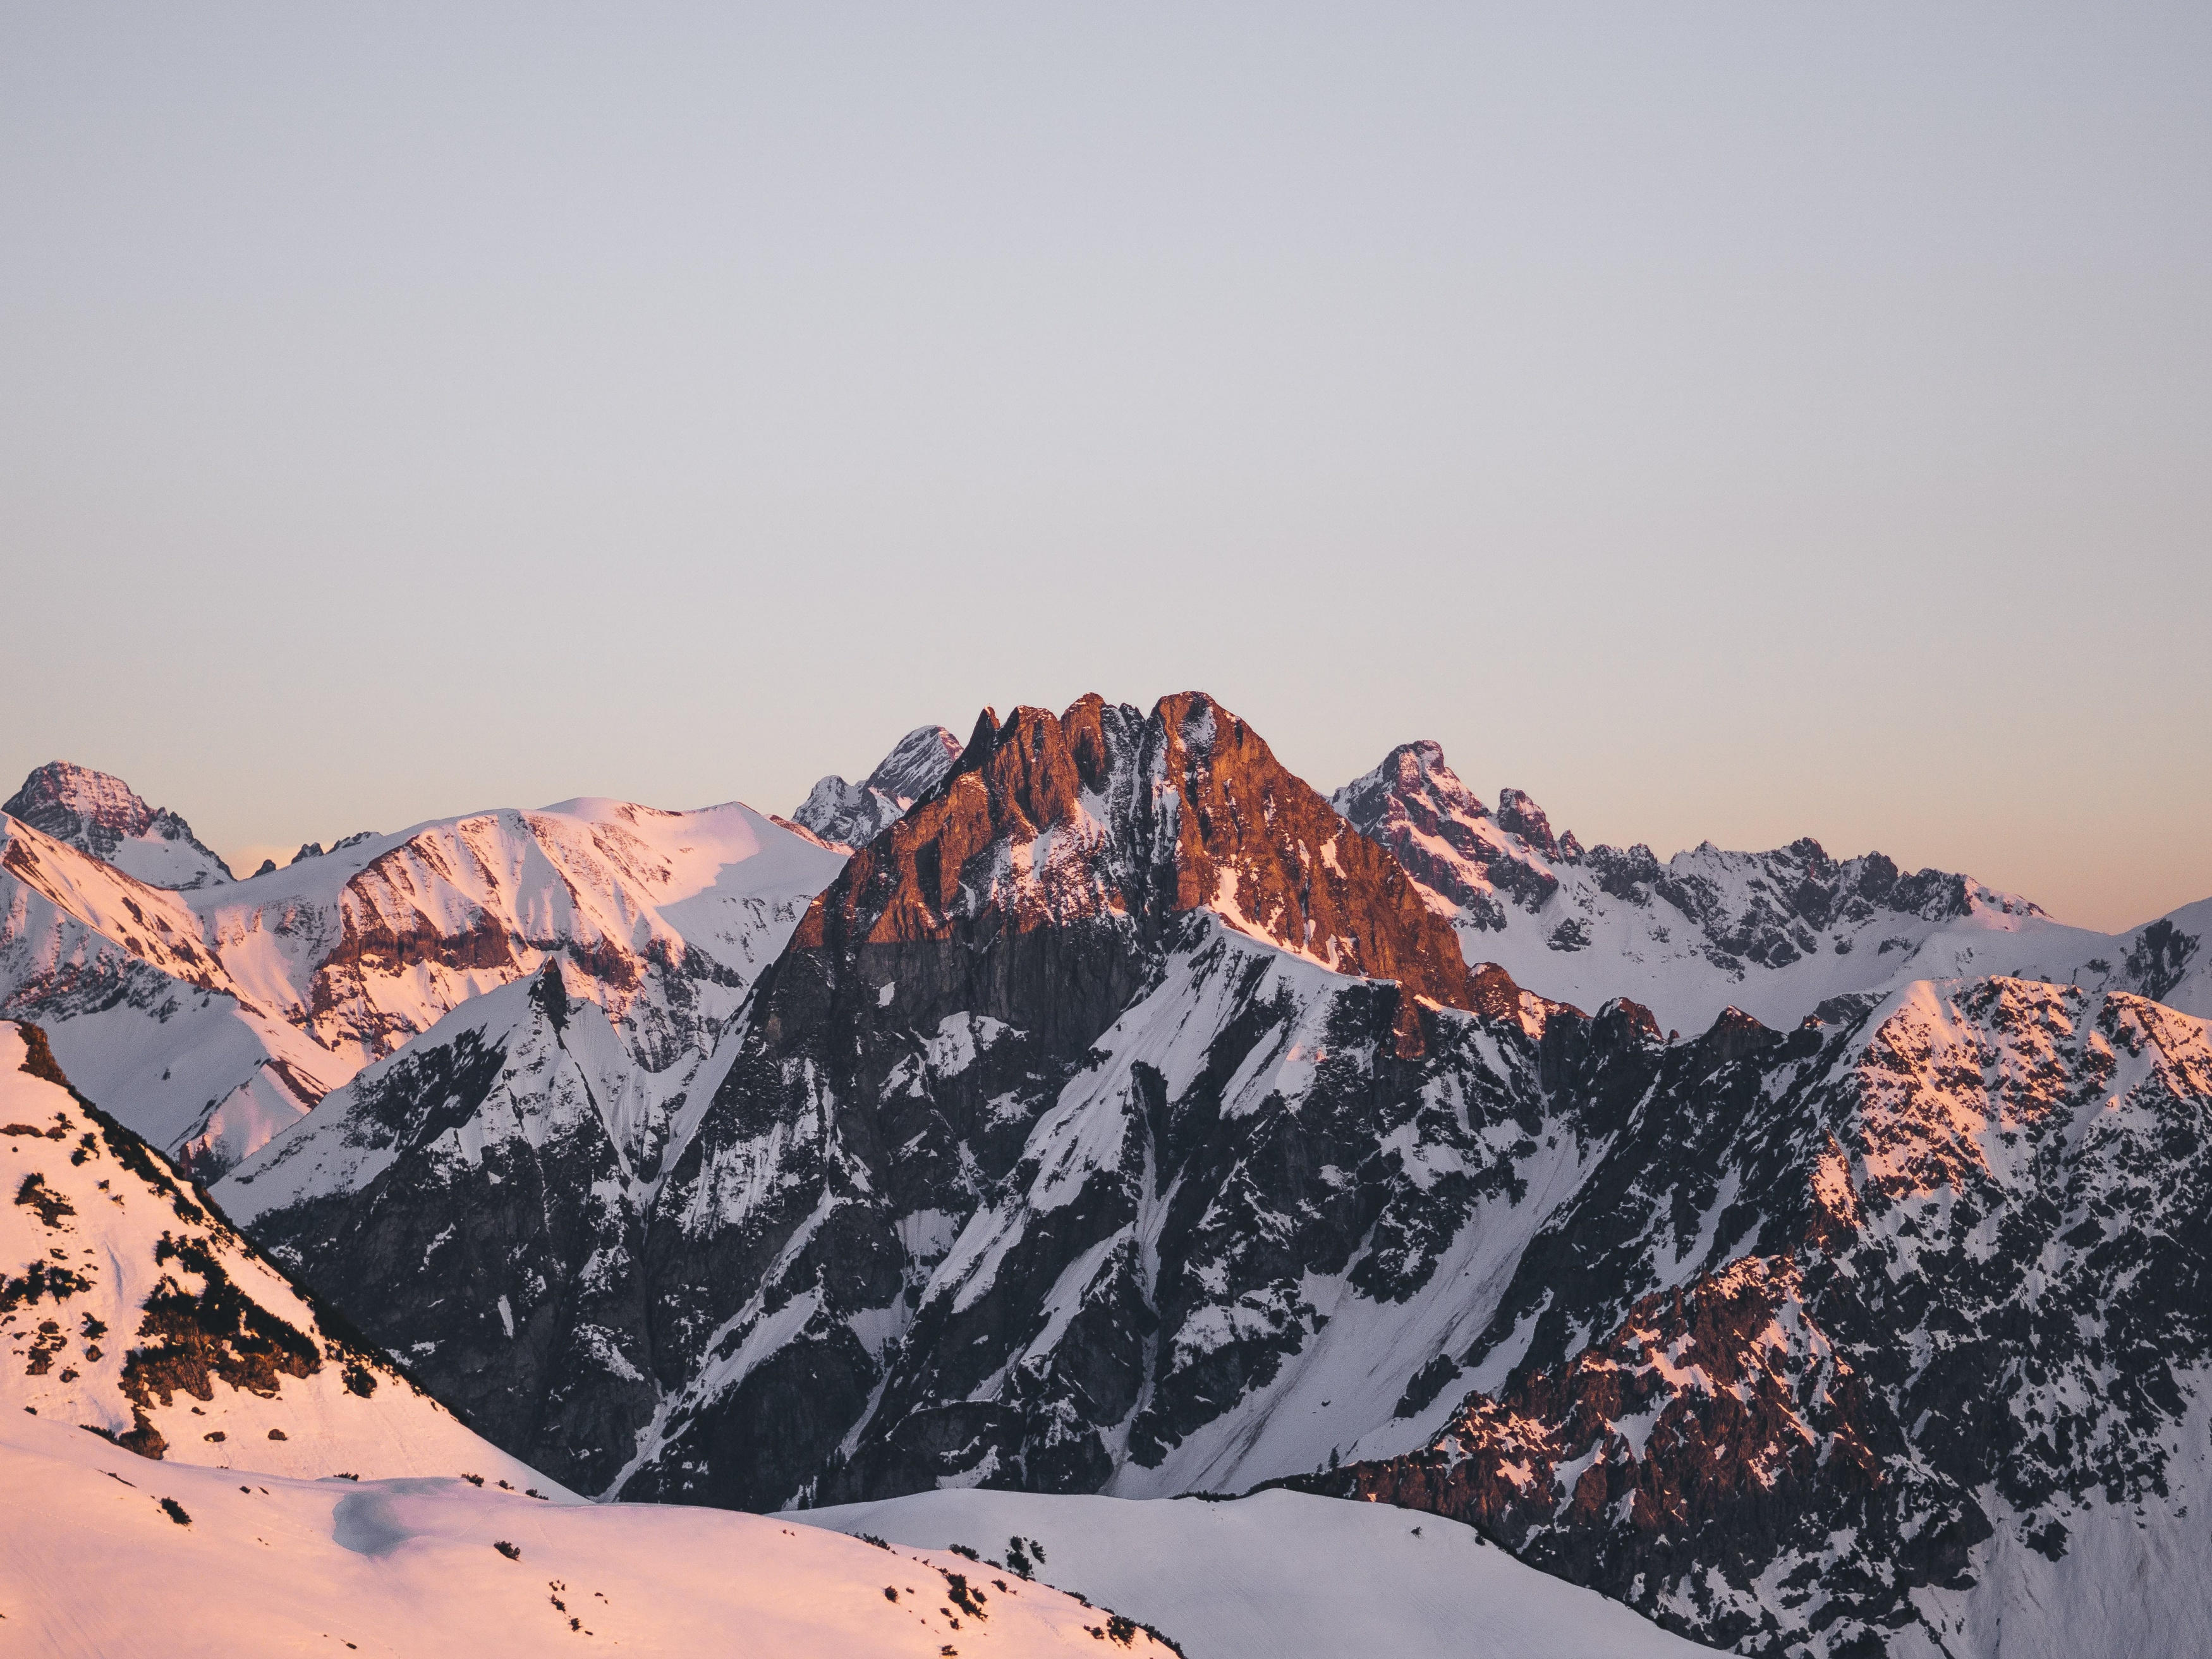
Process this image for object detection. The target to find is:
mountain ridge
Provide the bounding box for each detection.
[0,1017,551,1486]
[1,783,845,1176]
[1333,738,2203,1032]
[9,702,2212,1658]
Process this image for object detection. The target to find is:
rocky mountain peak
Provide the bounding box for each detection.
[6,761,160,837]
[796,691,1489,1026]
[1697,1003,1780,1060]
[792,724,963,851]
[1329,741,1485,832]
[866,723,965,803]
[1332,742,1561,932]
[3,762,232,889]
[1493,787,1561,858]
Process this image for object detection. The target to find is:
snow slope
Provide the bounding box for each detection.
[0,1411,1170,1659]
[0,1020,548,1486]
[796,1486,1721,1658]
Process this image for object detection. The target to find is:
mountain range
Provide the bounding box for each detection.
[5,693,2206,1656]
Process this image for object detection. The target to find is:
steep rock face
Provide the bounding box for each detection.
[1332,741,2173,1034]
[0,789,844,1176]
[1304,980,2212,1657]
[0,1019,548,1486]
[619,909,1616,1514]
[4,762,234,890]
[803,696,1485,1021]
[615,695,1547,1507]
[793,725,964,850]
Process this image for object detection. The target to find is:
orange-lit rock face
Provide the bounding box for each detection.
[796,692,1482,1032]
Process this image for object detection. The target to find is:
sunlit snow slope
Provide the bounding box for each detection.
[0,1411,1171,1659]
[797,1486,1720,1659]
[0,1020,545,1486]
[1,780,845,1174]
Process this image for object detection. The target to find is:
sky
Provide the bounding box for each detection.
[2,4,2206,932]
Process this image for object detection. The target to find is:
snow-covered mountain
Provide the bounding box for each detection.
[0,809,351,1179]
[793,724,965,849]
[1297,978,2212,1656]
[0,1411,1174,1659]
[219,968,672,1493]
[193,794,843,1132]
[1,774,845,1176]
[3,760,235,890]
[208,691,2212,1651]
[0,1019,546,1486]
[220,693,1529,1505]
[1333,739,2205,1031]
[20,702,2212,1658]
[799,1485,1722,1658]
[4,1016,1169,1656]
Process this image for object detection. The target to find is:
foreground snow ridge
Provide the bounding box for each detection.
[0,1412,1176,1658]
[0,1020,545,1486]
[795,1486,1720,1659]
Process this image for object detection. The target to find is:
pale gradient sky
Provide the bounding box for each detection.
[3,5,2206,931]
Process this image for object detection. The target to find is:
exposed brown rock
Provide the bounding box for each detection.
[118,1232,321,1415]
[795,692,1492,1051]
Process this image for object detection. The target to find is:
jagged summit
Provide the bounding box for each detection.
[803,693,1493,1024]
[1334,737,2091,1030]
[286,829,377,866]
[3,761,233,890]
[1330,742,1567,930]
[792,724,964,850]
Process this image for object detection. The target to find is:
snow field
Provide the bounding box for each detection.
[0,1413,1164,1659]
[796,1486,1723,1658]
